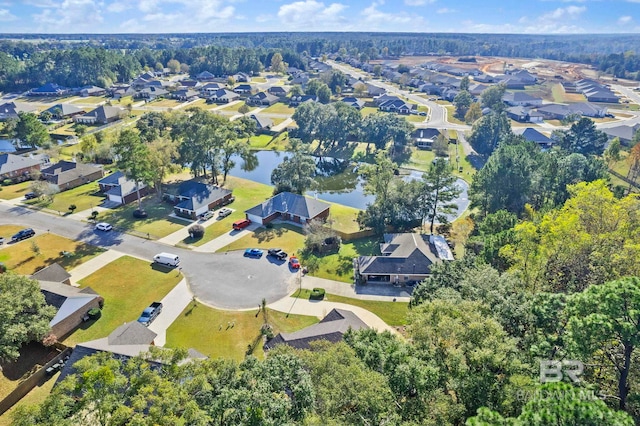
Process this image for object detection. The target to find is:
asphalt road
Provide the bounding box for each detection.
[0,203,292,310]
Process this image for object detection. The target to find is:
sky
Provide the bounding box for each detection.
[0,0,639,34]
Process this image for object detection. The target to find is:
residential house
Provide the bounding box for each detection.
[200,83,222,98]
[196,71,216,81]
[264,309,368,351]
[354,233,454,285]
[468,83,489,96]
[247,91,279,106]
[233,84,254,94]
[74,105,125,125]
[473,73,498,84]
[245,192,330,225]
[0,153,43,182]
[536,102,607,120]
[28,83,68,97]
[506,69,537,84]
[379,99,416,114]
[169,180,233,219]
[207,88,240,104]
[374,94,402,106]
[109,84,136,100]
[289,95,318,107]
[38,279,103,340]
[506,106,544,123]
[514,127,554,149]
[601,124,640,146]
[79,86,106,97]
[171,89,199,101]
[365,83,386,97]
[0,101,39,121]
[419,83,442,95]
[136,86,169,100]
[250,114,274,132]
[503,92,543,107]
[234,72,251,83]
[31,263,72,286]
[574,79,619,103]
[268,86,289,97]
[413,128,443,150]
[291,73,310,86]
[44,103,86,119]
[441,88,460,102]
[0,140,16,153]
[496,75,527,89]
[177,80,200,90]
[98,171,151,206]
[340,96,365,109]
[40,160,104,191]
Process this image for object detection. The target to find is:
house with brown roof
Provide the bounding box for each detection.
[40,160,104,191]
[355,233,454,285]
[264,309,368,351]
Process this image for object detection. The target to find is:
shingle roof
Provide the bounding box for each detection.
[44,103,85,117]
[514,127,554,145]
[40,161,103,186]
[31,263,71,283]
[175,180,232,212]
[250,114,273,129]
[38,280,100,328]
[503,92,541,103]
[0,153,41,175]
[245,192,330,220]
[264,309,368,350]
[78,105,124,122]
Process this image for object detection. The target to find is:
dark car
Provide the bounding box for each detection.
[24,192,37,200]
[11,228,35,242]
[267,248,288,260]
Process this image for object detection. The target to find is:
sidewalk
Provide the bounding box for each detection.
[193,222,261,252]
[267,296,398,334]
[68,249,126,285]
[148,279,193,346]
[300,275,412,302]
[68,206,111,221]
[156,209,236,247]
[271,117,293,132]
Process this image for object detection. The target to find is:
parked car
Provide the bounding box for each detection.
[153,252,180,267]
[222,196,236,206]
[95,222,113,231]
[267,248,288,260]
[244,248,264,257]
[233,219,251,230]
[24,192,37,200]
[11,228,35,242]
[218,208,232,218]
[289,256,301,269]
[199,211,214,221]
[418,111,427,116]
[137,302,163,326]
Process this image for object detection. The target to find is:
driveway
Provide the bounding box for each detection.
[0,203,291,310]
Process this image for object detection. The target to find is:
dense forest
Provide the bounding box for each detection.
[1,32,640,91]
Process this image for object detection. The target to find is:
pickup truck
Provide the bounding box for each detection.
[137,302,163,326]
[267,248,288,260]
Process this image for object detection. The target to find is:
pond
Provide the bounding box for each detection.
[228,150,375,210]
[229,150,469,221]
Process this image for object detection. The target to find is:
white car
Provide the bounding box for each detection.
[218,208,232,218]
[96,222,113,232]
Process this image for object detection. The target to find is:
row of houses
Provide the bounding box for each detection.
[562,79,619,103]
[506,102,608,123]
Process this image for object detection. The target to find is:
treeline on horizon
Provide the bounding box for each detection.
[1,32,640,91]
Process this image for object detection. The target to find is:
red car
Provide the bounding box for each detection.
[232,219,251,230]
[289,256,301,269]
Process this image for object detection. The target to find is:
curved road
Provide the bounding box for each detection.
[0,203,293,310]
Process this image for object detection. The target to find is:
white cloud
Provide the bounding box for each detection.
[362,1,419,27]
[277,1,347,30]
[255,13,273,23]
[436,7,455,14]
[619,15,633,24]
[0,8,17,21]
[32,0,104,31]
[107,1,130,13]
[540,5,585,21]
[404,0,435,5]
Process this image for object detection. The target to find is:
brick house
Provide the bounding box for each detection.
[245,192,330,225]
[40,161,104,191]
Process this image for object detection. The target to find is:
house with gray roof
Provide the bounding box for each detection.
[40,160,104,191]
[31,263,72,285]
[74,105,125,125]
[207,88,240,104]
[245,192,330,225]
[0,101,39,121]
[250,114,274,131]
[169,179,233,219]
[171,89,199,101]
[79,85,106,97]
[506,106,544,123]
[98,171,151,206]
[514,127,554,149]
[137,86,169,100]
[28,83,68,97]
[38,279,103,340]
[264,309,368,351]
[340,96,365,109]
[247,91,279,106]
[0,153,43,181]
[503,91,543,107]
[196,71,216,81]
[355,233,453,285]
[601,124,640,146]
[44,103,86,119]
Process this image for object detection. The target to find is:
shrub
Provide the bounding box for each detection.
[68,204,77,213]
[0,263,6,273]
[87,307,101,320]
[2,179,12,186]
[133,209,148,219]
[310,287,325,300]
[189,224,205,239]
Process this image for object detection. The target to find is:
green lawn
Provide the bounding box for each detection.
[292,288,409,326]
[64,256,182,346]
[444,106,466,125]
[262,102,295,115]
[25,181,105,213]
[0,372,58,426]
[149,98,183,108]
[402,142,476,179]
[220,101,256,113]
[0,231,104,275]
[327,202,361,234]
[184,176,274,246]
[100,196,187,239]
[59,144,82,160]
[218,223,305,254]
[0,181,32,200]
[252,77,267,83]
[360,107,379,117]
[166,304,318,361]
[71,96,107,105]
[303,235,380,283]
[550,83,586,103]
[405,114,426,123]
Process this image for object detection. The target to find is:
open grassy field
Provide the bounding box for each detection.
[249,133,291,150]
[262,103,295,115]
[166,304,318,361]
[25,181,104,214]
[292,288,409,326]
[0,181,31,200]
[551,83,586,103]
[218,223,305,254]
[0,232,104,275]
[70,96,106,105]
[302,235,380,283]
[64,256,182,346]
[100,196,187,239]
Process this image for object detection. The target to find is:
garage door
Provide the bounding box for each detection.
[246,213,263,225]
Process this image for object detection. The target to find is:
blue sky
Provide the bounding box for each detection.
[0,0,639,34]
